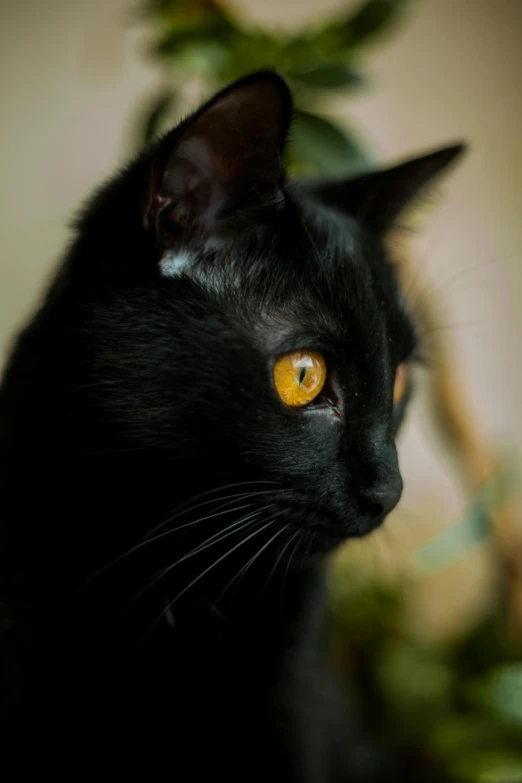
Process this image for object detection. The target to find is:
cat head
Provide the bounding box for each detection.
[60,72,465,549]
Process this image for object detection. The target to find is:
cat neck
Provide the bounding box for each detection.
[139,548,332,712]
[142,542,330,662]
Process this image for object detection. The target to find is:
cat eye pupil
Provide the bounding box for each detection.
[273,350,327,408]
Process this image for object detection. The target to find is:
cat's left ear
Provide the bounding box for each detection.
[143,71,292,242]
[304,144,467,233]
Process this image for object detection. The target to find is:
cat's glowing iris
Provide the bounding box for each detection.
[273,351,326,407]
[393,362,408,404]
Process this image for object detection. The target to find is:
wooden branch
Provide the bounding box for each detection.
[391,234,522,638]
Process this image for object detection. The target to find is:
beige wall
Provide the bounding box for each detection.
[1,0,521,629]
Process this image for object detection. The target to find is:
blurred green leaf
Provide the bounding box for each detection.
[449,613,521,681]
[143,0,227,20]
[138,89,177,145]
[477,664,522,727]
[142,0,184,13]
[171,41,231,78]
[378,640,453,725]
[289,64,364,90]
[152,1,239,57]
[329,577,403,646]
[214,32,288,83]
[155,18,235,56]
[410,455,520,576]
[450,751,522,783]
[429,715,514,758]
[277,33,343,75]
[336,0,414,49]
[409,501,490,575]
[290,109,371,176]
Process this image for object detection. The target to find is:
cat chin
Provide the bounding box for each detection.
[352,512,387,538]
[286,513,387,558]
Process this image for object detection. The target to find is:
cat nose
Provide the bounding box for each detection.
[359,476,403,521]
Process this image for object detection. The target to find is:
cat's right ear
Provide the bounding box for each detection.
[302,144,467,233]
[142,71,292,246]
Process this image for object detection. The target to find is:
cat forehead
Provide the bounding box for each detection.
[153,219,406,362]
[158,196,368,283]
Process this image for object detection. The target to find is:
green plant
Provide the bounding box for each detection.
[329,566,522,782]
[135,0,413,174]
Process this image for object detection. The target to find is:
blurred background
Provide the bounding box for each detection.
[1,0,522,778]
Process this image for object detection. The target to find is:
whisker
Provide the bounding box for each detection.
[144,502,256,555]
[142,518,277,643]
[259,527,297,599]
[217,521,288,605]
[281,531,301,620]
[306,532,317,556]
[419,320,484,341]
[75,500,264,595]
[130,508,267,608]
[409,259,492,315]
[141,484,282,542]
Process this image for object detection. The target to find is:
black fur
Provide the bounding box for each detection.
[0,72,464,779]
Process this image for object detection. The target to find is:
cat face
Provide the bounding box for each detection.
[72,72,464,550]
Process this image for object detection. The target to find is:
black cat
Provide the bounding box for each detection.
[0,72,464,779]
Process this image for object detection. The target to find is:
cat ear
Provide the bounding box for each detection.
[143,71,292,241]
[305,144,466,232]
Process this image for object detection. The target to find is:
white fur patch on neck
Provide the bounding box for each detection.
[159,251,193,278]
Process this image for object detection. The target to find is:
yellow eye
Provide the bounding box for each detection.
[393,362,408,405]
[273,350,327,407]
